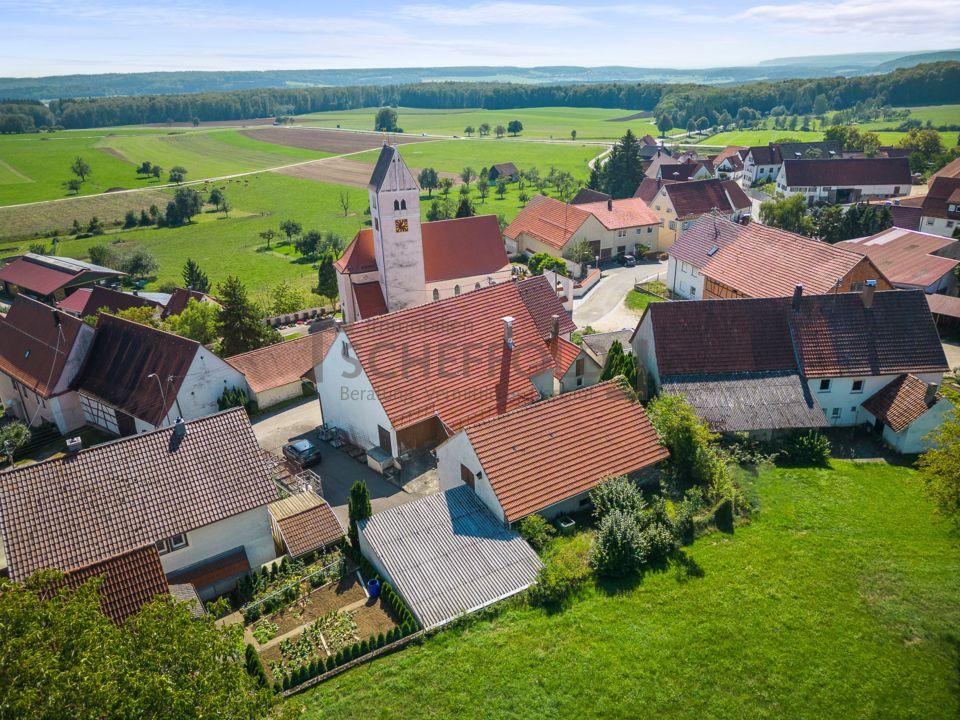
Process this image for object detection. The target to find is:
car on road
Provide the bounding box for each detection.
[282,438,322,466]
[617,253,637,267]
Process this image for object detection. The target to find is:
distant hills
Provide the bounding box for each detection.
[2,49,958,101]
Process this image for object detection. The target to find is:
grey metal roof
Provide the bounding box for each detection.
[368,144,396,191]
[358,486,542,629]
[24,253,123,276]
[661,372,828,432]
[581,329,634,363]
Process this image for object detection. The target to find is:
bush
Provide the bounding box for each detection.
[714,497,734,533]
[777,430,831,467]
[517,515,556,551]
[590,475,646,522]
[243,604,261,623]
[641,522,677,564]
[673,490,705,545]
[376,632,385,648]
[527,252,567,277]
[529,552,590,606]
[590,509,649,577]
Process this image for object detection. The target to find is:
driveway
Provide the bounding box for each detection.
[251,396,433,525]
[573,260,668,332]
[943,340,960,372]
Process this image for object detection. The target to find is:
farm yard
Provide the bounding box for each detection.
[301,460,960,719]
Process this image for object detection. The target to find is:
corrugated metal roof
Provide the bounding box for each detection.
[358,486,542,629]
[662,372,828,432]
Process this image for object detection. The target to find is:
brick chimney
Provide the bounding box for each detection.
[861,279,877,309]
[607,198,613,211]
[551,314,560,339]
[792,284,803,311]
[502,316,514,349]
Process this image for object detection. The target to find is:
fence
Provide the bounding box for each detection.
[263,307,337,328]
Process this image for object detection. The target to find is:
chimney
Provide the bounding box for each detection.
[925,382,939,407]
[550,314,560,339]
[501,316,514,349]
[132,290,139,296]
[861,279,877,309]
[173,416,187,439]
[792,284,803,310]
[607,198,613,211]
[66,436,82,454]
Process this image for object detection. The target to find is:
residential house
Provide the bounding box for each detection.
[315,281,561,461]
[742,141,841,186]
[335,145,511,323]
[637,178,751,250]
[632,287,949,451]
[503,195,660,261]
[515,275,576,341]
[929,156,960,182]
[161,287,220,319]
[580,328,634,367]
[715,153,744,181]
[0,254,125,304]
[774,157,912,205]
[0,296,95,433]
[488,162,519,184]
[57,285,160,318]
[74,313,247,436]
[226,329,336,410]
[838,227,960,294]
[656,161,713,182]
[436,380,668,524]
[571,188,610,205]
[547,332,601,393]
[667,215,893,300]
[918,176,960,238]
[643,148,680,180]
[0,409,279,600]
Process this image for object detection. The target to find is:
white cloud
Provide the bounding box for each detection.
[397,2,602,28]
[739,0,960,34]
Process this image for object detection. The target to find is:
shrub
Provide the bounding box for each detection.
[673,490,705,545]
[590,509,649,577]
[641,522,677,564]
[376,632,385,648]
[325,656,336,672]
[527,251,567,277]
[283,585,297,603]
[646,394,720,492]
[243,604,261,623]
[517,515,556,551]
[590,475,647,521]
[714,497,735,533]
[777,430,831,467]
[359,639,369,655]
[529,551,590,606]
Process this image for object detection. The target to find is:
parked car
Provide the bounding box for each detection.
[282,439,322,466]
[617,253,637,267]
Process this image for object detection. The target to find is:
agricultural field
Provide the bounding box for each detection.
[295,106,665,141]
[301,460,960,719]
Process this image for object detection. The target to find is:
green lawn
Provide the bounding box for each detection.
[296,106,661,141]
[300,460,960,719]
[625,284,667,313]
[351,138,600,179]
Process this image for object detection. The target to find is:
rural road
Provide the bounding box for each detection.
[573,259,668,331]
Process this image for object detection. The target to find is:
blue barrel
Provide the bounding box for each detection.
[367,578,381,599]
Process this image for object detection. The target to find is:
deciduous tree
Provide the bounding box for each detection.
[168,165,187,184]
[417,167,439,197]
[70,156,90,182]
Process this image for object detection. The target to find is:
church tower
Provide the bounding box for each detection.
[367,145,425,312]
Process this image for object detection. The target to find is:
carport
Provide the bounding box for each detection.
[357,486,542,629]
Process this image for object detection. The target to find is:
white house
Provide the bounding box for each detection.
[774,157,912,205]
[741,141,841,186]
[0,295,95,434]
[918,176,960,238]
[335,145,512,323]
[0,409,279,600]
[436,380,668,525]
[74,313,247,436]
[860,374,954,454]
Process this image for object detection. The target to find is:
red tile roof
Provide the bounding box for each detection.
[546,336,582,379]
[702,218,891,297]
[58,286,158,317]
[503,195,591,250]
[634,177,679,203]
[352,281,388,319]
[75,313,199,426]
[162,288,217,319]
[335,229,379,275]
[861,373,942,432]
[0,255,123,297]
[53,545,170,624]
[0,295,89,397]
[713,146,749,165]
[276,501,345,558]
[516,275,576,339]
[575,197,659,229]
[781,158,912,187]
[421,214,510,282]
[921,177,960,221]
[227,329,335,394]
[345,281,555,432]
[930,156,960,181]
[837,228,959,289]
[663,179,751,219]
[0,409,276,581]
[463,380,668,521]
[668,214,742,268]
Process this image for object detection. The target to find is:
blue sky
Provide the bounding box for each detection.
[0,0,957,77]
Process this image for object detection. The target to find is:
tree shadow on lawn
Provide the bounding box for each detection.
[594,549,705,598]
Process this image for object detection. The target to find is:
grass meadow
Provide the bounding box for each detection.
[300,460,960,719]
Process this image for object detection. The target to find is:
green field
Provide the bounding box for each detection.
[297,106,663,141]
[351,138,600,179]
[301,460,960,719]
[0,128,332,206]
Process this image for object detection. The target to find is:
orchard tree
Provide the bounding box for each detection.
[570,129,577,140]
[495,124,506,138]
[168,165,187,184]
[696,117,710,134]
[496,177,508,199]
[417,167,439,196]
[374,107,399,132]
[464,126,475,137]
[439,177,454,197]
[70,156,90,182]
[460,166,476,190]
[657,113,673,137]
[507,120,523,136]
[258,229,277,249]
[478,122,491,136]
[165,298,218,344]
[279,219,302,244]
[151,165,162,180]
[64,179,81,195]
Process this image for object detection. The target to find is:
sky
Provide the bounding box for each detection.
[0,0,958,77]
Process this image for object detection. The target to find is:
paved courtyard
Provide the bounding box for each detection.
[573,260,668,332]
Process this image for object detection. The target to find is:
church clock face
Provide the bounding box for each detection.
[394,218,409,233]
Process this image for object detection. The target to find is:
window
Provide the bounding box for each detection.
[156,533,189,555]
[432,288,440,301]
[851,380,864,393]
[617,229,626,237]
[575,358,585,377]
[617,246,626,255]
[927,218,935,226]
[948,221,955,228]
[460,463,475,489]
[475,282,481,290]
[393,199,400,211]
[849,281,864,291]
[819,379,831,392]
[893,187,900,195]
[655,205,661,211]
[454,285,461,296]
[669,221,676,230]
[831,407,841,419]
[647,227,653,233]
[636,228,643,234]
[400,199,407,210]
[680,261,690,272]
[341,340,350,358]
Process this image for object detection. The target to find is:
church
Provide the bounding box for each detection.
[335,144,513,323]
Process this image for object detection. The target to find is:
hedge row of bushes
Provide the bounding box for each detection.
[275,580,419,692]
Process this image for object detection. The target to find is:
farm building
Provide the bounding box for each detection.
[0,253,125,304]
[488,162,519,184]
[774,157,912,205]
[57,285,161,318]
[635,179,751,250]
[838,227,960,294]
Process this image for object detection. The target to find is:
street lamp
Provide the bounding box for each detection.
[146,373,168,427]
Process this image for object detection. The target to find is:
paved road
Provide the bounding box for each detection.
[573,260,668,332]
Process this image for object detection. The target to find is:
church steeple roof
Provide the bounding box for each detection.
[368,143,396,191]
